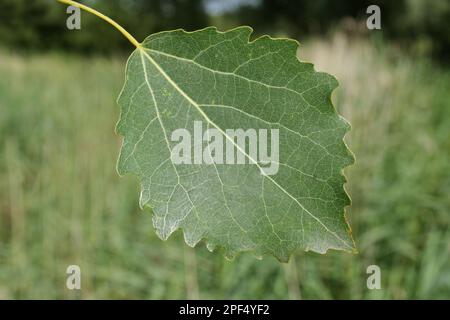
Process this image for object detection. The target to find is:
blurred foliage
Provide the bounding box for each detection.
[0,0,208,54]
[227,0,449,61]
[0,0,448,61]
[0,32,448,299]
[0,0,449,301]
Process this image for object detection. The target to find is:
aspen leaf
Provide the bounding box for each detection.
[116,27,355,261]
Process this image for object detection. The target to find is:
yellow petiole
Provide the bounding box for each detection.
[56,0,142,49]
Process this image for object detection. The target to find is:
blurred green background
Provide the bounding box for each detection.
[0,0,449,299]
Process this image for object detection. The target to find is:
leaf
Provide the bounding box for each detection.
[116,26,355,261]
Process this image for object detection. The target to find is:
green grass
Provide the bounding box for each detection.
[0,34,449,299]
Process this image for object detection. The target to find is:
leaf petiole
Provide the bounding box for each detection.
[56,0,141,49]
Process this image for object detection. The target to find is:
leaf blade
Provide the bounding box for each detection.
[117,26,355,261]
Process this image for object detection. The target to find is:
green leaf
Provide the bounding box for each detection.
[116,26,355,261]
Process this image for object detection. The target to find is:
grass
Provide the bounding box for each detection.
[0,34,449,299]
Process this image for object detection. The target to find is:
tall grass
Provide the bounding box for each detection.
[0,34,449,299]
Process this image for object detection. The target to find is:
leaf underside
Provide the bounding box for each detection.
[116,26,355,261]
